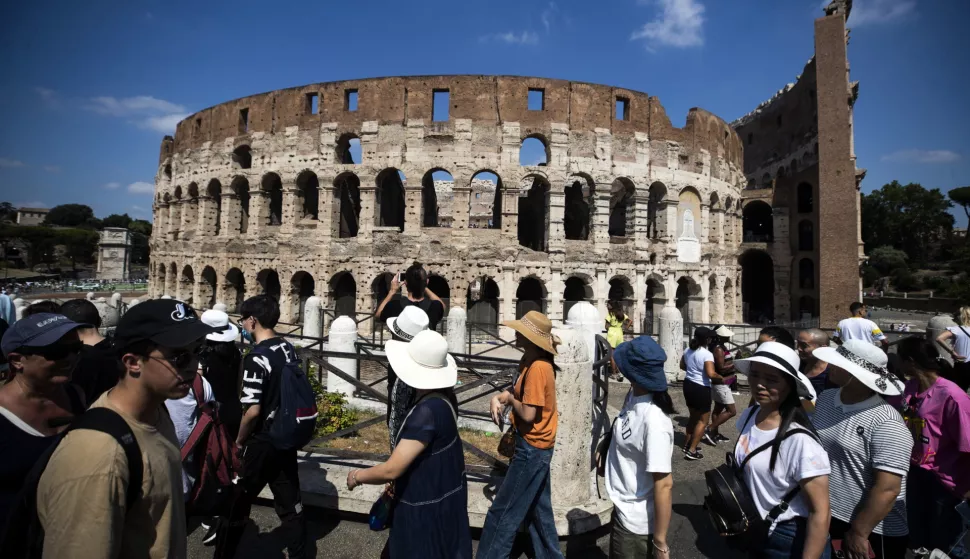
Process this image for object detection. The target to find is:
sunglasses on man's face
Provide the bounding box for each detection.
[18,342,84,362]
[151,346,203,370]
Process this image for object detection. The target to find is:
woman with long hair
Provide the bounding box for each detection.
[732,342,831,558]
[346,330,470,558]
[707,325,737,443]
[604,335,675,558]
[895,338,970,557]
[935,306,970,391]
[479,311,563,559]
[680,327,722,460]
[198,310,243,438]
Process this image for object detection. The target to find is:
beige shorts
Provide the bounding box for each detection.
[712,384,735,405]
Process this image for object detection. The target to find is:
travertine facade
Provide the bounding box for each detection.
[148,75,748,329]
[97,227,132,281]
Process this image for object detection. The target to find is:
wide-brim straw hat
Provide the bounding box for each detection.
[386,305,429,341]
[503,311,560,355]
[715,325,734,339]
[385,330,458,390]
[734,341,817,402]
[813,339,903,396]
[201,309,239,343]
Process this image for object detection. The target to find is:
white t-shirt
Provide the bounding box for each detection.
[946,326,970,358]
[684,347,714,387]
[835,317,887,345]
[734,407,830,533]
[164,376,214,495]
[605,391,674,535]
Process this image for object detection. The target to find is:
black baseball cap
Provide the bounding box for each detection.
[115,299,219,348]
[1,313,87,357]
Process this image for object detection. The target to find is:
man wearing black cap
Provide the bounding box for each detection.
[35,299,216,559]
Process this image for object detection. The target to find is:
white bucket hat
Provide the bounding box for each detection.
[385,330,458,390]
[201,309,239,343]
[715,325,734,339]
[386,306,430,341]
[813,339,903,396]
[734,341,817,402]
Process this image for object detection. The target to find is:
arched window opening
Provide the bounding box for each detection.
[371,273,394,312]
[375,169,405,230]
[232,145,252,170]
[225,268,246,313]
[207,179,222,235]
[742,201,773,242]
[335,133,361,165]
[563,276,593,319]
[173,186,183,201]
[563,175,593,241]
[256,269,281,300]
[520,136,549,166]
[297,171,319,220]
[647,182,667,239]
[334,173,361,238]
[644,277,665,335]
[516,277,546,318]
[164,164,172,180]
[799,258,815,289]
[180,266,194,304]
[470,171,502,229]
[467,277,500,336]
[200,266,217,309]
[608,277,634,320]
[761,173,772,189]
[798,296,816,320]
[422,169,454,228]
[231,177,250,233]
[291,272,315,322]
[798,220,814,251]
[649,253,658,265]
[609,178,636,238]
[262,173,283,226]
[797,183,813,214]
[518,175,550,252]
[427,276,450,313]
[330,272,357,320]
[739,250,774,323]
[791,159,799,174]
[675,277,701,324]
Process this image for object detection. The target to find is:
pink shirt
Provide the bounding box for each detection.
[900,377,970,495]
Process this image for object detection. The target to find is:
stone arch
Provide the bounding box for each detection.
[798,295,816,319]
[797,182,813,214]
[563,174,594,241]
[563,275,593,318]
[371,272,394,312]
[798,220,814,251]
[207,179,222,235]
[200,266,217,309]
[230,176,250,233]
[256,269,281,300]
[421,168,453,228]
[188,182,199,199]
[335,133,361,165]
[709,191,720,210]
[790,159,799,174]
[163,163,172,180]
[329,271,357,320]
[375,168,405,230]
[609,177,636,238]
[520,134,549,166]
[675,276,702,324]
[799,258,815,289]
[173,185,183,200]
[608,276,634,318]
[180,265,194,304]
[157,262,167,295]
[167,262,177,297]
[428,275,450,311]
[647,182,667,239]
[470,170,502,230]
[261,172,283,226]
[644,275,666,334]
[761,172,772,189]
[742,201,773,242]
[225,268,246,313]
[466,276,500,330]
[232,145,252,170]
[296,170,319,220]
[739,249,774,323]
[723,276,736,323]
[290,271,315,322]
[518,174,550,252]
[777,166,788,180]
[334,172,361,238]
[516,276,547,318]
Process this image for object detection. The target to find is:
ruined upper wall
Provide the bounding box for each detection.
[170,75,743,169]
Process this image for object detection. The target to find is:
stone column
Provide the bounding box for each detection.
[700,277,711,323]
[317,177,335,241]
[564,301,602,362]
[548,268,563,324]
[547,188,565,254]
[281,181,300,232]
[500,266,515,325]
[700,203,710,244]
[714,275,726,323]
[549,327,592,509]
[451,184,471,233]
[221,192,240,237]
[634,268,646,329]
[663,200,677,241]
[327,316,358,397]
[659,273,683,381]
[358,185,376,243]
[593,188,611,247]
[446,307,466,354]
[595,269,608,319]
[403,186,421,236]
[249,191,270,234]
[715,208,725,248]
[303,296,323,338]
[157,203,169,239]
[183,199,199,238]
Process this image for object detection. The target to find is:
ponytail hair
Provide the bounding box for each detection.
[767,374,818,472]
[652,390,677,415]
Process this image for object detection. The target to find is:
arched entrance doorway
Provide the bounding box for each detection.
[740,250,774,323]
[516,277,546,318]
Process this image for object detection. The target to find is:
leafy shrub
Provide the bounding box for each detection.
[891,268,921,292]
[306,362,359,437]
[922,275,952,292]
[861,265,881,288]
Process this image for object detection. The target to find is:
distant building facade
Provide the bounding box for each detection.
[16,207,48,226]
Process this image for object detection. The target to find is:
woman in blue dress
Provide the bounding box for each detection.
[346,329,471,558]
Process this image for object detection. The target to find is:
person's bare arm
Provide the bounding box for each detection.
[680,355,687,371]
[348,438,429,487]
[703,361,724,382]
[490,390,538,424]
[424,287,443,304]
[800,475,831,559]
[879,338,889,352]
[844,471,902,559]
[235,405,261,447]
[936,330,966,361]
[375,275,402,318]
[714,347,735,374]
[652,472,673,557]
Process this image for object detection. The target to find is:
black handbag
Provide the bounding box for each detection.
[703,407,816,550]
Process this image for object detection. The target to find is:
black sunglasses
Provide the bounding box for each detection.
[18,342,84,361]
[150,346,203,370]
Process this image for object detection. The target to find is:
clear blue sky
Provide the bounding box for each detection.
[1,0,967,225]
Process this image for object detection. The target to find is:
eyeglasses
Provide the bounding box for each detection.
[150,346,203,370]
[18,342,84,361]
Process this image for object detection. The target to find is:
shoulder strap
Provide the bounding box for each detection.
[65,384,85,416]
[192,374,206,408]
[71,408,143,510]
[394,393,456,445]
[739,425,816,469]
[958,325,970,339]
[735,405,759,447]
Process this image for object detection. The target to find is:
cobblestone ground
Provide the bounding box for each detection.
[188,380,752,558]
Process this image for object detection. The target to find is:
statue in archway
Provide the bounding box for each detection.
[677,208,700,263]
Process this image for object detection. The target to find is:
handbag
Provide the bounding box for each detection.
[497,366,531,459]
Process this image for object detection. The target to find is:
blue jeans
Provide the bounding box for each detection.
[476,435,563,559]
[758,518,831,559]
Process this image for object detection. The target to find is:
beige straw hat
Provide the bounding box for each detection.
[503,311,561,355]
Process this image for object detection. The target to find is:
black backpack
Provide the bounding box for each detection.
[703,407,817,550]
[251,342,318,450]
[0,407,142,559]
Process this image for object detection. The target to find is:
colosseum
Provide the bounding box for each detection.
[148,1,862,332]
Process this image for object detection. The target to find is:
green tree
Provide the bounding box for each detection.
[891,268,920,292]
[9,226,59,269]
[44,204,99,229]
[867,246,909,275]
[129,219,153,236]
[0,202,15,223]
[861,181,954,265]
[102,213,133,229]
[130,232,150,264]
[60,228,99,272]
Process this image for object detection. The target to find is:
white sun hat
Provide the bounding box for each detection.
[733,341,817,402]
[385,330,458,390]
[201,309,239,343]
[386,305,430,341]
[813,339,903,396]
[715,325,735,339]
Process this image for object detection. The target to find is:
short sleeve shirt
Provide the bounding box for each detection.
[835,317,887,345]
[380,296,445,331]
[901,377,970,495]
[946,326,970,358]
[511,358,558,449]
[240,337,297,441]
[813,390,913,536]
[684,347,714,387]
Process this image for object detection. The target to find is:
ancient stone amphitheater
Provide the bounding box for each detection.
[148,75,755,331]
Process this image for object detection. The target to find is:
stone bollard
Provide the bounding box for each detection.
[160,294,172,300]
[659,306,684,382]
[86,292,95,301]
[302,296,323,339]
[327,316,358,397]
[128,299,140,309]
[213,302,227,313]
[565,301,602,363]
[111,293,122,308]
[13,298,27,321]
[446,307,466,354]
[549,327,593,511]
[927,314,957,366]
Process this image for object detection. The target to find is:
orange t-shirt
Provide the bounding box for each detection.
[511,358,558,449]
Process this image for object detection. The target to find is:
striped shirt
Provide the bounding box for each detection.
[812,389,913,536]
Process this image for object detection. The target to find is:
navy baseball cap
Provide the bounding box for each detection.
[115,299,219,349]
[1,313,87,357]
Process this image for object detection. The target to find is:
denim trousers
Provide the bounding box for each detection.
[756,517,831,559]
[476,434,563,559]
